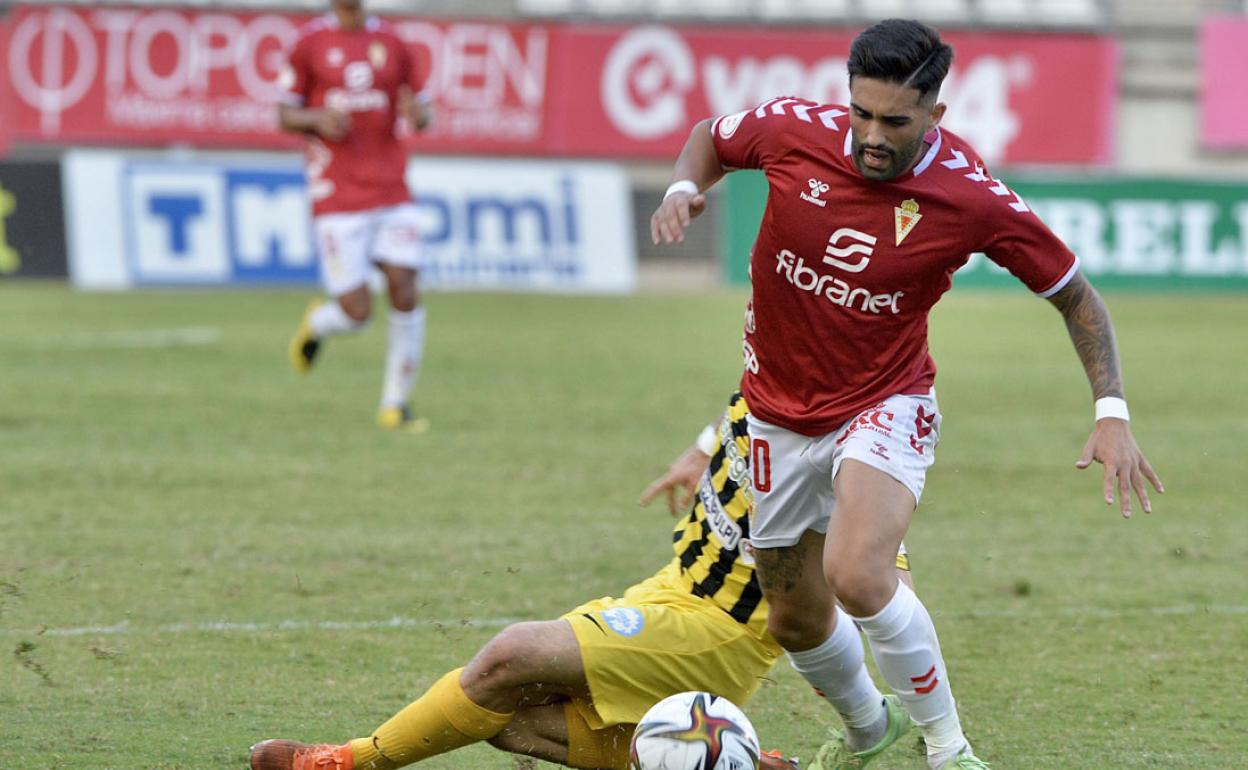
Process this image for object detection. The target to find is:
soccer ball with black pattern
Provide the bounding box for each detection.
[629,691,761,770]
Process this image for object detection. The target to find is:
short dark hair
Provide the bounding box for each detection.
[847,19,954,102]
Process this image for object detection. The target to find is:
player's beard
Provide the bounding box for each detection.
[851,131,927,181]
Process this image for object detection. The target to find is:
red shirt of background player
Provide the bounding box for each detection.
[280,15,423,216]
[712,98,1078,437]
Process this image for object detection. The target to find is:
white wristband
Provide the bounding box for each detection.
[664,179,699,200]
[1095,397,1130,422]
[695,423,718,455]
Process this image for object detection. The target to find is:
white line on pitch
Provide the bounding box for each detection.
[32,327,222,349]
[9,605,1248,639]
[24,616,525,638]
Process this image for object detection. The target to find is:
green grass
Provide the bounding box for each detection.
[1,283,1245,769]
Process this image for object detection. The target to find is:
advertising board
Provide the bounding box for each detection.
[3,6,1115,166]
[0,160,68,279]
[721,171,1248,290]
[64,150,635,293]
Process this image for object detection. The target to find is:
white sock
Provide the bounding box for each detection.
[926,732,974,769]
[380,306,425,409]
[309,300,364,338]
[853,582,967,760]
[786,607,886,748]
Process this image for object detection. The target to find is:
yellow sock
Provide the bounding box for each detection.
[349,668,513,770]
[563,701,634,770]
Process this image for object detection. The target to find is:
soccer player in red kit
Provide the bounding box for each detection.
[279,0,433,431]
[651,19,1163,770]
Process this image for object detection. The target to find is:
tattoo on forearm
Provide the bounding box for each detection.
[754,546,805,594]
[1048,273,1123,400]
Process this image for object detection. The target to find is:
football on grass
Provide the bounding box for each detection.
[629,691,760,770]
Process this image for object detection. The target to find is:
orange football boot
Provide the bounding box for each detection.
[250,739,353,770]
[760,748,801,769]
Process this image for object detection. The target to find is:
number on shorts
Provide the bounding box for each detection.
[751,437,771,493]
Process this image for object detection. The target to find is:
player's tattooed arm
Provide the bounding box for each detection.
[1048,270,1164,516]
[1046,271,1123,400]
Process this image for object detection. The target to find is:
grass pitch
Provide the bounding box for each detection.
[1,282,1245,769]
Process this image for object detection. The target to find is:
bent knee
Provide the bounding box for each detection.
[765,599,832,651]
[463,622,547,690]
[341,304,371,323]
[389,285,417,312]
[825,563,897,617]
[336,290,372,323]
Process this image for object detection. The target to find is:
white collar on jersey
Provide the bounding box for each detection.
[911,128,943,177]
[321,13,382,31]
[842,126,945,179]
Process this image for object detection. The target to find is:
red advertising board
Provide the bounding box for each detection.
[0,6,548,153]
[3,6,296,149]
[1,5,1116,166]
[548,24,1116,166]
[1200,16,1248,149]
[0,14,11,158]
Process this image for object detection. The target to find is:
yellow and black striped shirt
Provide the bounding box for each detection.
[669,392,771,640]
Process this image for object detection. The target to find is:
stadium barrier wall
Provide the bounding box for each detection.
[0,16,10,160]
[1199,16,1248,151]
[63,150,636,293]
[2,5,1115,167]
[0,160,68,279]
[721,171,1248,290]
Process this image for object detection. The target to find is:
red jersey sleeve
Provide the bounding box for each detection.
[279,33,313,107]
[971,162,1080,297]
[711,97,826,170]
[398,38,424,93]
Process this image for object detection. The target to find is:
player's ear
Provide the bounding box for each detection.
[928,102,947,130]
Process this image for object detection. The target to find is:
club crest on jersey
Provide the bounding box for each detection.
[894,199,922,246]
[801,178,830,207]
[368,41,387,69]
[600,608,644,637]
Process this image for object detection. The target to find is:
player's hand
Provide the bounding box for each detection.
[412,102,433,131]
[639,444,711,516]
[1076,418,1164,518]
[404,95,433,132]
[316,109,351,141]
[650,191,707,245]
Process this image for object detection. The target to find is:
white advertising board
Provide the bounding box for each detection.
[64,150,636,294]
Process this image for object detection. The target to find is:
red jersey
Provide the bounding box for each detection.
[712,98,1079,436]
[280,16,422,216]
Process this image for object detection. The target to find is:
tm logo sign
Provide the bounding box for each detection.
[124,164,315,285]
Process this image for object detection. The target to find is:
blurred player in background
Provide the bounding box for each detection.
[651,18,1162,770]
[279,0,434,431]
[250,391,915,770]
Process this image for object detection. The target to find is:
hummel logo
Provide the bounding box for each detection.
[800,178,830,207]
[914,405,936,438]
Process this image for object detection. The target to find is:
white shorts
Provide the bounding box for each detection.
[746,391,941,549]
[313,202,424,297]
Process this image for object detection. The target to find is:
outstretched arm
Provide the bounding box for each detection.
[650,119,725,245]
[277,103,350,141]
[1046,272,1164,517]
[639,424,716,515]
